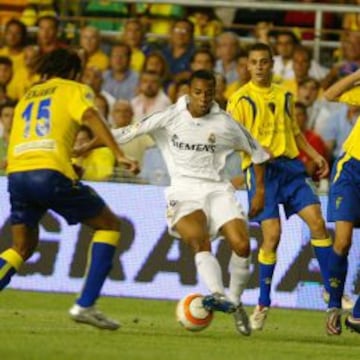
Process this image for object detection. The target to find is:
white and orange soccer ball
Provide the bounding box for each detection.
[176,293,214,332]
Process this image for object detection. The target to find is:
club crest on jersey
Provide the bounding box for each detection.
[208,133,216,144]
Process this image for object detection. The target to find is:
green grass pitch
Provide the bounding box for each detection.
[0,289,359,360]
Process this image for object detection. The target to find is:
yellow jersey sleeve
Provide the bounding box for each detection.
[338,87,360,106]
[338,87,360,159]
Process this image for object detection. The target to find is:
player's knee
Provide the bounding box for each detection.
[334,238,351,255]
[309,216,327,237]
[184,236,210,253]
[231,240,250,258]
[262,234,280,252]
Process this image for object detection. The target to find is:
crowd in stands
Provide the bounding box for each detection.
[1,0,360,191]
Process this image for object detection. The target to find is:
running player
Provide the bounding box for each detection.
[0,48,138,330]
[227,42,344,331]
[107,69,270,335]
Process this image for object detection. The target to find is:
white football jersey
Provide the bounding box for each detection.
[112,96,269,184]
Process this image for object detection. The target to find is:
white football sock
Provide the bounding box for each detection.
[228,252,251,306]
[195,251,225,295]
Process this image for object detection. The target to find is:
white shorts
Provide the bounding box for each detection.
[164,181,247,240]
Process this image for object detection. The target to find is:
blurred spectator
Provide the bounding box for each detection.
[321,104,360,161]
[0,56,17,100]
[294,101,329,181]
[161,19,196,83]
[142,51,171,89]
[190,48,216,72]
[121,18,154,73]
[131,70,171,120]
[282,45,315,96]
[8,45,41,99]
[0,100,16,175]
[0,18,27,69]
[273,30,328,82]
[36,15,67,55]
[224,51,250,99]
[80,26,109,71]
[72,125,115,182]
[273,30,299,81]
[102,42,139,101]
[187,6,222,38]
[297,77,333,138]
[111,99,153,167]
[214,32,241,85]
[322,31,360,89]
[81,66,115,122]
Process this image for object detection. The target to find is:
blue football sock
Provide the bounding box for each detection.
[77,242,116,307]
[311,238,332,292]
[327,248,348,309]
[258,263,275,307]
[258,249,276,307]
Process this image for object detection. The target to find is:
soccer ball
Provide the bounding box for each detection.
[176,293,214,332]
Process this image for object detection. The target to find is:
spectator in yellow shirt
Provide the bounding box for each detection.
[80,26,109,71]
[73,125,116,182]
[0,19,27,70]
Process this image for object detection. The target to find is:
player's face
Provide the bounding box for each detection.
[188,78,214,118]
[247,50,273,87]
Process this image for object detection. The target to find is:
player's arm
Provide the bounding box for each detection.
[82,107,139,174]
[112,110,169,144]
[295,132,329,179]
[323,68,360,102]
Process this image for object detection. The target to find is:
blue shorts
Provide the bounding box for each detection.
[327,154,360,223]
[246,157,320,223]
[8,170,106,227]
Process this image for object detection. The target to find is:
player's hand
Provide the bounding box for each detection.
[248,187,265,218]
[314,155,329,179]
[117,156,140,175]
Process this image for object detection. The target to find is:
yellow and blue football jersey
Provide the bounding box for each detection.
[227,81,300,169]
[7,77,95,179]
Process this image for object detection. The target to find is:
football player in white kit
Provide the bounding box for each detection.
[112,70,270,335]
